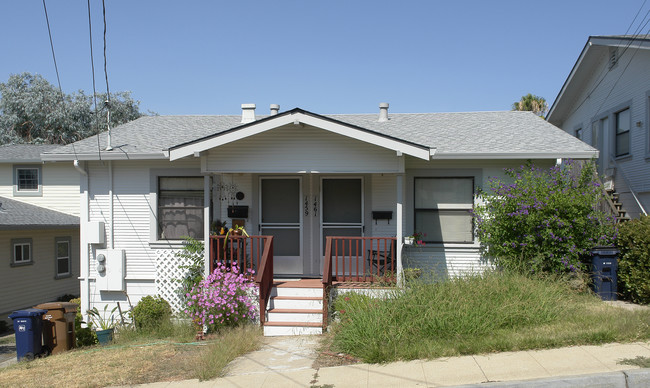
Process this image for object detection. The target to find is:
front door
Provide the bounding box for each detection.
[320,177,364,274]
[260,177,302,275]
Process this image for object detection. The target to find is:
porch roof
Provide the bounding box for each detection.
[40,107,597,161]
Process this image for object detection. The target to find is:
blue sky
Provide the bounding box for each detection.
[0,1,647,116]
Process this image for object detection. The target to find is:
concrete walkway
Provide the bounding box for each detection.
[124,338,650,388]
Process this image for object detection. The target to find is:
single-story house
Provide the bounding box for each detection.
[0,144,80,321]
[41,104,597,335]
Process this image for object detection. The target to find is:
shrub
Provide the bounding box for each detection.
[132,296,172,330]
[176,237,204,302]
[185,263,258,332]
[474,160,616,274]
[69,297,97,346]
[617,216,650,304]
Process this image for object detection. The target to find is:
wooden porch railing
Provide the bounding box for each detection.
[209,235,274,326]
[322,236,397,283]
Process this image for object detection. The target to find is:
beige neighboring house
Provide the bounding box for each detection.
[0,144,80,322]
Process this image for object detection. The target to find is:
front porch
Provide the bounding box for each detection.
[209,235,398,335]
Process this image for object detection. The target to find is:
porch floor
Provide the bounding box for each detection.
[272,278,395,289]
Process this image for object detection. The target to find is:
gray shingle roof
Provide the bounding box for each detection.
[0,144,62,162]
[0,196,79,230]
[42,109,595,160]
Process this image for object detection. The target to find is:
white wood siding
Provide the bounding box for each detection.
[205,124,402,173]
[0,162,80,216]
[370,174,397,237]
[0,228,80,319]
[557,48,650,217]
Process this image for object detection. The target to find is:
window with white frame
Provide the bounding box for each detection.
[13,165,42,196]
[157,177,204,240]
[55,237,71,277]
[414,177,474,243]
[615,108,631,157]
[11,238,32,266]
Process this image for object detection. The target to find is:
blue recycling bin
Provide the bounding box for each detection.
[8,308,47,361]
[591,247,619,301]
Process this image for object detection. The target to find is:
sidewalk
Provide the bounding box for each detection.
[125,338,650,388]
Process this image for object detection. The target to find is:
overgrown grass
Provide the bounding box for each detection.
[0,323,261,387]
[620,356,650,368]
[330,271,650,363]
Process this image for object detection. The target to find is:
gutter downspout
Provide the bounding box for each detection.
[109,161,114,249]
[75,160,91,323]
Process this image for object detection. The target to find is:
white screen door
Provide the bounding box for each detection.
[260,177,303,275]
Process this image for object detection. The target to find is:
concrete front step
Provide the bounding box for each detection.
[267,308,323,323]
[263,321,323,336]
[268,296,323,310]
[270,286,322,298]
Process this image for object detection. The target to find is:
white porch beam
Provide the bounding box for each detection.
[396,173,404,286]
[204,175,211,278]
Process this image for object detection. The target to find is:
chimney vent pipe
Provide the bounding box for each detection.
[378,102,389,122]
[270,104,280,116]
[241,103,256,123]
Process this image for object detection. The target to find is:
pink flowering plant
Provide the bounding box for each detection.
[473,160,616,274]
[184,263,258,331]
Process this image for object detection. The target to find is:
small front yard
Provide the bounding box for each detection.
[0,324,261,387]
[329,271,650,363]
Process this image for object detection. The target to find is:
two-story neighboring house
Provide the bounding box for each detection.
[548,35,650,219]
[0,144,80,321]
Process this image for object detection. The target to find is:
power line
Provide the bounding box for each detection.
[102,0,110,99]
[87,0,102,160]
[42,0,64,105]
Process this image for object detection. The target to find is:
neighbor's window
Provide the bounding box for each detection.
[13,165,42,196]
[158,177,204,240]
[55,237,71,277]
[414,177,474,243]
[615,108,630,157]
[11,238,32,266]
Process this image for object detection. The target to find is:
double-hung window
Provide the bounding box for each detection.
[11,238,32,266]
[157,177,204,240]
[414,177,474,243]
[615,108,630,157]
[56,237,71,278]
[13,165,42,196]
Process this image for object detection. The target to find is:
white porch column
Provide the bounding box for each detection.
[396,152,405,285]
[78,161,91,321]
[203,175,211,277]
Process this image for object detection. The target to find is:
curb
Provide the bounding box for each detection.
[453,368,650,388]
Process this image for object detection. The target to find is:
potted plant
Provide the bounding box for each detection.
[405,232,426,246]
[87,305,118,345]
[224,224,249,248]
[211,219,228,236]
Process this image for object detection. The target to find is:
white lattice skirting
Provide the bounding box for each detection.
[155,248,197,313]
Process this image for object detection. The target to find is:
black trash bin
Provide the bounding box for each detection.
[591,247,619,301]
[8,308,47,361]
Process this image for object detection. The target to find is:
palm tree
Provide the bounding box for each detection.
[512,93,548,118]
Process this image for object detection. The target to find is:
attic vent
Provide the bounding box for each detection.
[609,47,619,70]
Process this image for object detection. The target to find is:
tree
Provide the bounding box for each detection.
[0,72,145,145]
[512,93,548,117]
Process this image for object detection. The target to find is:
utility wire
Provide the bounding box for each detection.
[88,0,102,160]
[42,0,64,104]
[103,0,110,100]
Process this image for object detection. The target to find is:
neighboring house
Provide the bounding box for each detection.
[548,35,650,219]
[41,104,596,335]
[0,144,80,321]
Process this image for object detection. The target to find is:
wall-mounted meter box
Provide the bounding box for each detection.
[95,249,125,291]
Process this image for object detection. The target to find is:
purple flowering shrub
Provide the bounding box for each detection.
[184,263,258,331]
[474,160,616,274]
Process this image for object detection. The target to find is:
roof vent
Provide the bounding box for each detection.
[241,104,256,123]
[609,47,619,70]
[378,102,389,122]
[270,104,280,116]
